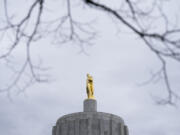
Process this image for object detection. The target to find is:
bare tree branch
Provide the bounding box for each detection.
[0,0,96,97]
[0,0,46,97]
[84,0,180,105]
[0,0,180,105]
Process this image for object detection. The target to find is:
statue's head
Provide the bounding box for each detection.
[87,73,93,81]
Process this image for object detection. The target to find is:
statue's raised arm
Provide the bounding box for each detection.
[86,74,95,99]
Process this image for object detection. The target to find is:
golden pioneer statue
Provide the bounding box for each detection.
[86,74,95,99]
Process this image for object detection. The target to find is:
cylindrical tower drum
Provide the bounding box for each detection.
[52,99,129,135]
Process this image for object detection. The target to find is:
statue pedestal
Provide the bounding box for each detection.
[83,99,97,112]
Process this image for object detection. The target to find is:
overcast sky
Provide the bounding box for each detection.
[0,0,180,135]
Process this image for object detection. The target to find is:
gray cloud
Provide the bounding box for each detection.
[0,0,180,135]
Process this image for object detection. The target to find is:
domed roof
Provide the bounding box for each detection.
[56,111,125,125]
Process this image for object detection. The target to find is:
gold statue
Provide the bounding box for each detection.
[86,74,95,99]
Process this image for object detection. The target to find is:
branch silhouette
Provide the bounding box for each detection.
[0,0,180,104]
[84,0,180,105]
